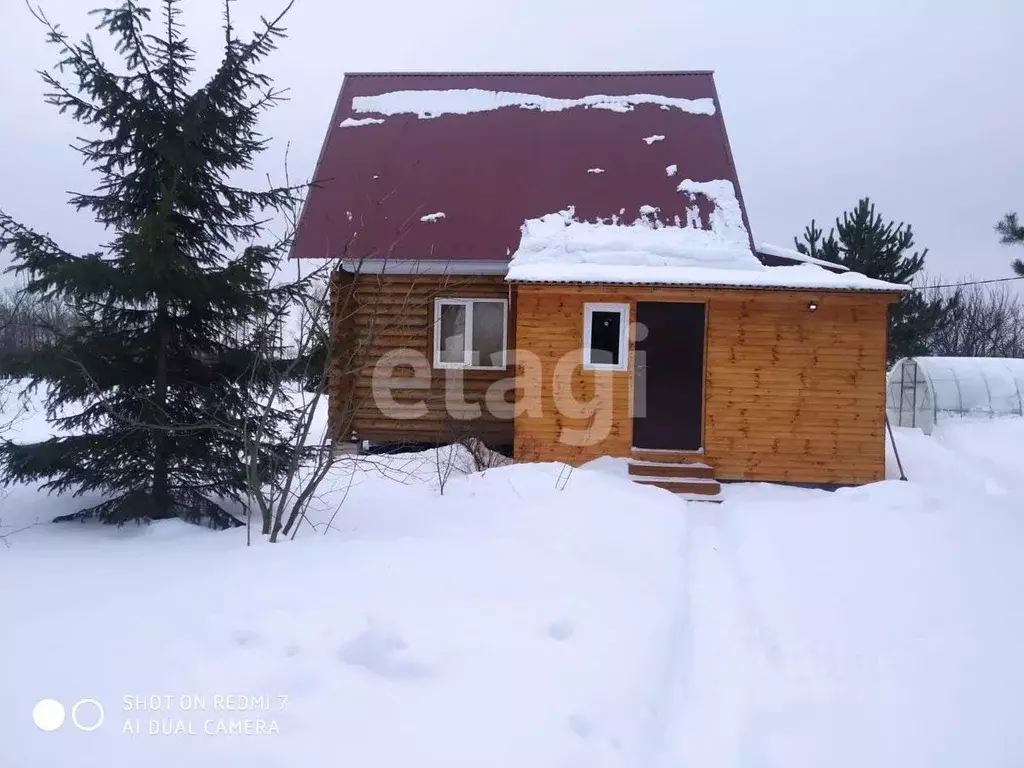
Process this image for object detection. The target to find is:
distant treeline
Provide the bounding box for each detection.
[0,286,306,378]
[0,288,76,376]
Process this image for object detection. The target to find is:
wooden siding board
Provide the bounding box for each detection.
[512,285,893,484]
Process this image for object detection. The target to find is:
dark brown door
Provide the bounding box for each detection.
[632,302,706,450]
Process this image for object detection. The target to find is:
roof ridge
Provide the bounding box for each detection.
[343,70,715,78]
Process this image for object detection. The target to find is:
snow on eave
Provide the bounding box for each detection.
[504,263,910,293]
[348,90,717,121]
[757,242,849,272]
[506,204,762,282]
[504,206,906,292]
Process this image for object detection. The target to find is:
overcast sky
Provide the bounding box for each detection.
[1,0,1021,284]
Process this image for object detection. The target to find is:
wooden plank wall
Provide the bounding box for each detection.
[705,293,890,483]
[328,271,516,446]
[513,284,897,484]
[513,290,633,462]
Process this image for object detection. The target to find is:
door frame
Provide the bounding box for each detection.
[631,299,710,451]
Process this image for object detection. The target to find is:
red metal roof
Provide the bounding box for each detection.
[292,72,755,262]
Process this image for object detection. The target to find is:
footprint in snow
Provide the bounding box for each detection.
[232,629,262,649]
[567,714,594,739]
[547,619,575,641]
[338,624,431,680]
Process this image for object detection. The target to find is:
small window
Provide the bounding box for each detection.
[583,303,629,371]
[433,298,508,370]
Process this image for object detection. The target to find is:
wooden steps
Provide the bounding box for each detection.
[629,448,707,463]
[628,460,716,479]
[628,448,722,502]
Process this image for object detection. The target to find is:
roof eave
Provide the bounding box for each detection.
[504,278,908,295]
[341,69,717,78]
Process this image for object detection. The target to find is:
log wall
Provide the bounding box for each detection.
[328,270,515,446]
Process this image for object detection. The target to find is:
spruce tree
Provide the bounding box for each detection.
[0,1,299,529]
[995,212,1024,276]
[795,198,957,364]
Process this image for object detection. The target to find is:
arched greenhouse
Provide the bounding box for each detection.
[886,356,1024,435]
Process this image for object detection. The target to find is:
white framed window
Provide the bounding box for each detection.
[433,298,508,370]
[583,303,629,371]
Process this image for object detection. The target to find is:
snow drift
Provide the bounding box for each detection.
[2,400,1023,768]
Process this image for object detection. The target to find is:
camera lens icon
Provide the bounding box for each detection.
[33,699,105,732]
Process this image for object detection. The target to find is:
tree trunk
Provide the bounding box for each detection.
[152,299,172,519]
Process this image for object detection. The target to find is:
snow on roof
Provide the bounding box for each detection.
[293,72,753,263]
[677,179,748,242]
[507,204,760,279]
[506,207,909,292]
[348,90,716,121]
[420,212,446,222]
[508,261,910,291]
[757,242,849,272]
[339,116,385,128]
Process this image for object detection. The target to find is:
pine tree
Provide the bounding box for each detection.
[792,219,841,265]
[995,212,1024,276]
[0,1,299,529]
[795,198,957,364]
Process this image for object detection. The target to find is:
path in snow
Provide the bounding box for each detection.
[652,502,785,768]
[637,506,694,768]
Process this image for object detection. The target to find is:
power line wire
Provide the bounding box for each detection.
[916,275,1024,290]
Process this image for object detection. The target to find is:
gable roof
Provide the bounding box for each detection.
[291,71,755,262]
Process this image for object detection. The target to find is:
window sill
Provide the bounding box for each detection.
[433,362,509,372]
[582,363,629,373]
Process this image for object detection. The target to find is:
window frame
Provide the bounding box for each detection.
[582,302,630,372]
[432,297,509,371]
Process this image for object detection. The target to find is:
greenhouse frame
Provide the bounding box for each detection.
[886,356,1024,435]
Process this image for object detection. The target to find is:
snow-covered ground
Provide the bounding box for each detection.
[2,398,1023,768]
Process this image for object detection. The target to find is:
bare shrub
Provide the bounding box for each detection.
[924,279,1024,358]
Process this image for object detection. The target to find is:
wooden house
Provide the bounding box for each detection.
[292,72,907,494]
